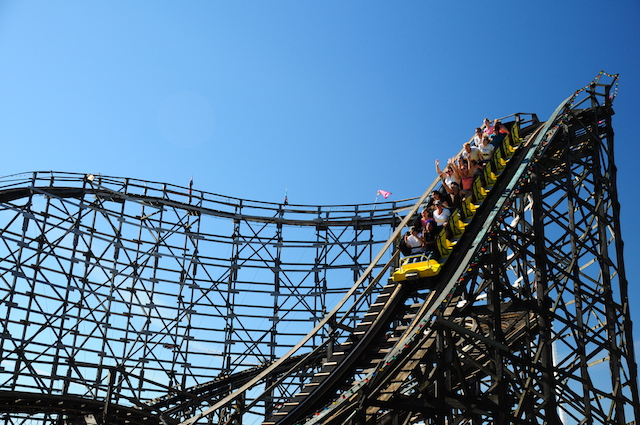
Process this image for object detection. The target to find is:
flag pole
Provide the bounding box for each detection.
[374,190,391,211]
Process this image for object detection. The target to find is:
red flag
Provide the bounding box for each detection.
[377,189,391,199]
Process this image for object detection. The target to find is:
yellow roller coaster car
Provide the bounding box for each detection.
[392,253,441,282]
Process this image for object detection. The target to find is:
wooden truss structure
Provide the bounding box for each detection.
[0,73,636,425]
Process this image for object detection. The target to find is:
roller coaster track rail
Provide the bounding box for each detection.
[0,71,636,425]
[180,71,639,425]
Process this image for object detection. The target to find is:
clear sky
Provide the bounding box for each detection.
[0,1,639,353]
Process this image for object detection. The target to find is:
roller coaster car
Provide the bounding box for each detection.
[392,253,441,282]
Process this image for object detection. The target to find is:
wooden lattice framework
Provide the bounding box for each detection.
[0,74,636,425]
[0,173,410,424]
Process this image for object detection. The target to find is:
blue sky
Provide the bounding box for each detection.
[1,1,639,350]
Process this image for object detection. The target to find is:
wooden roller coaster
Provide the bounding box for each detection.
[0,73,636,425]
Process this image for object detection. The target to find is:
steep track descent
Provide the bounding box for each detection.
[0,73,636,425]
[183,72,638,425]
[257,116,544,425]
